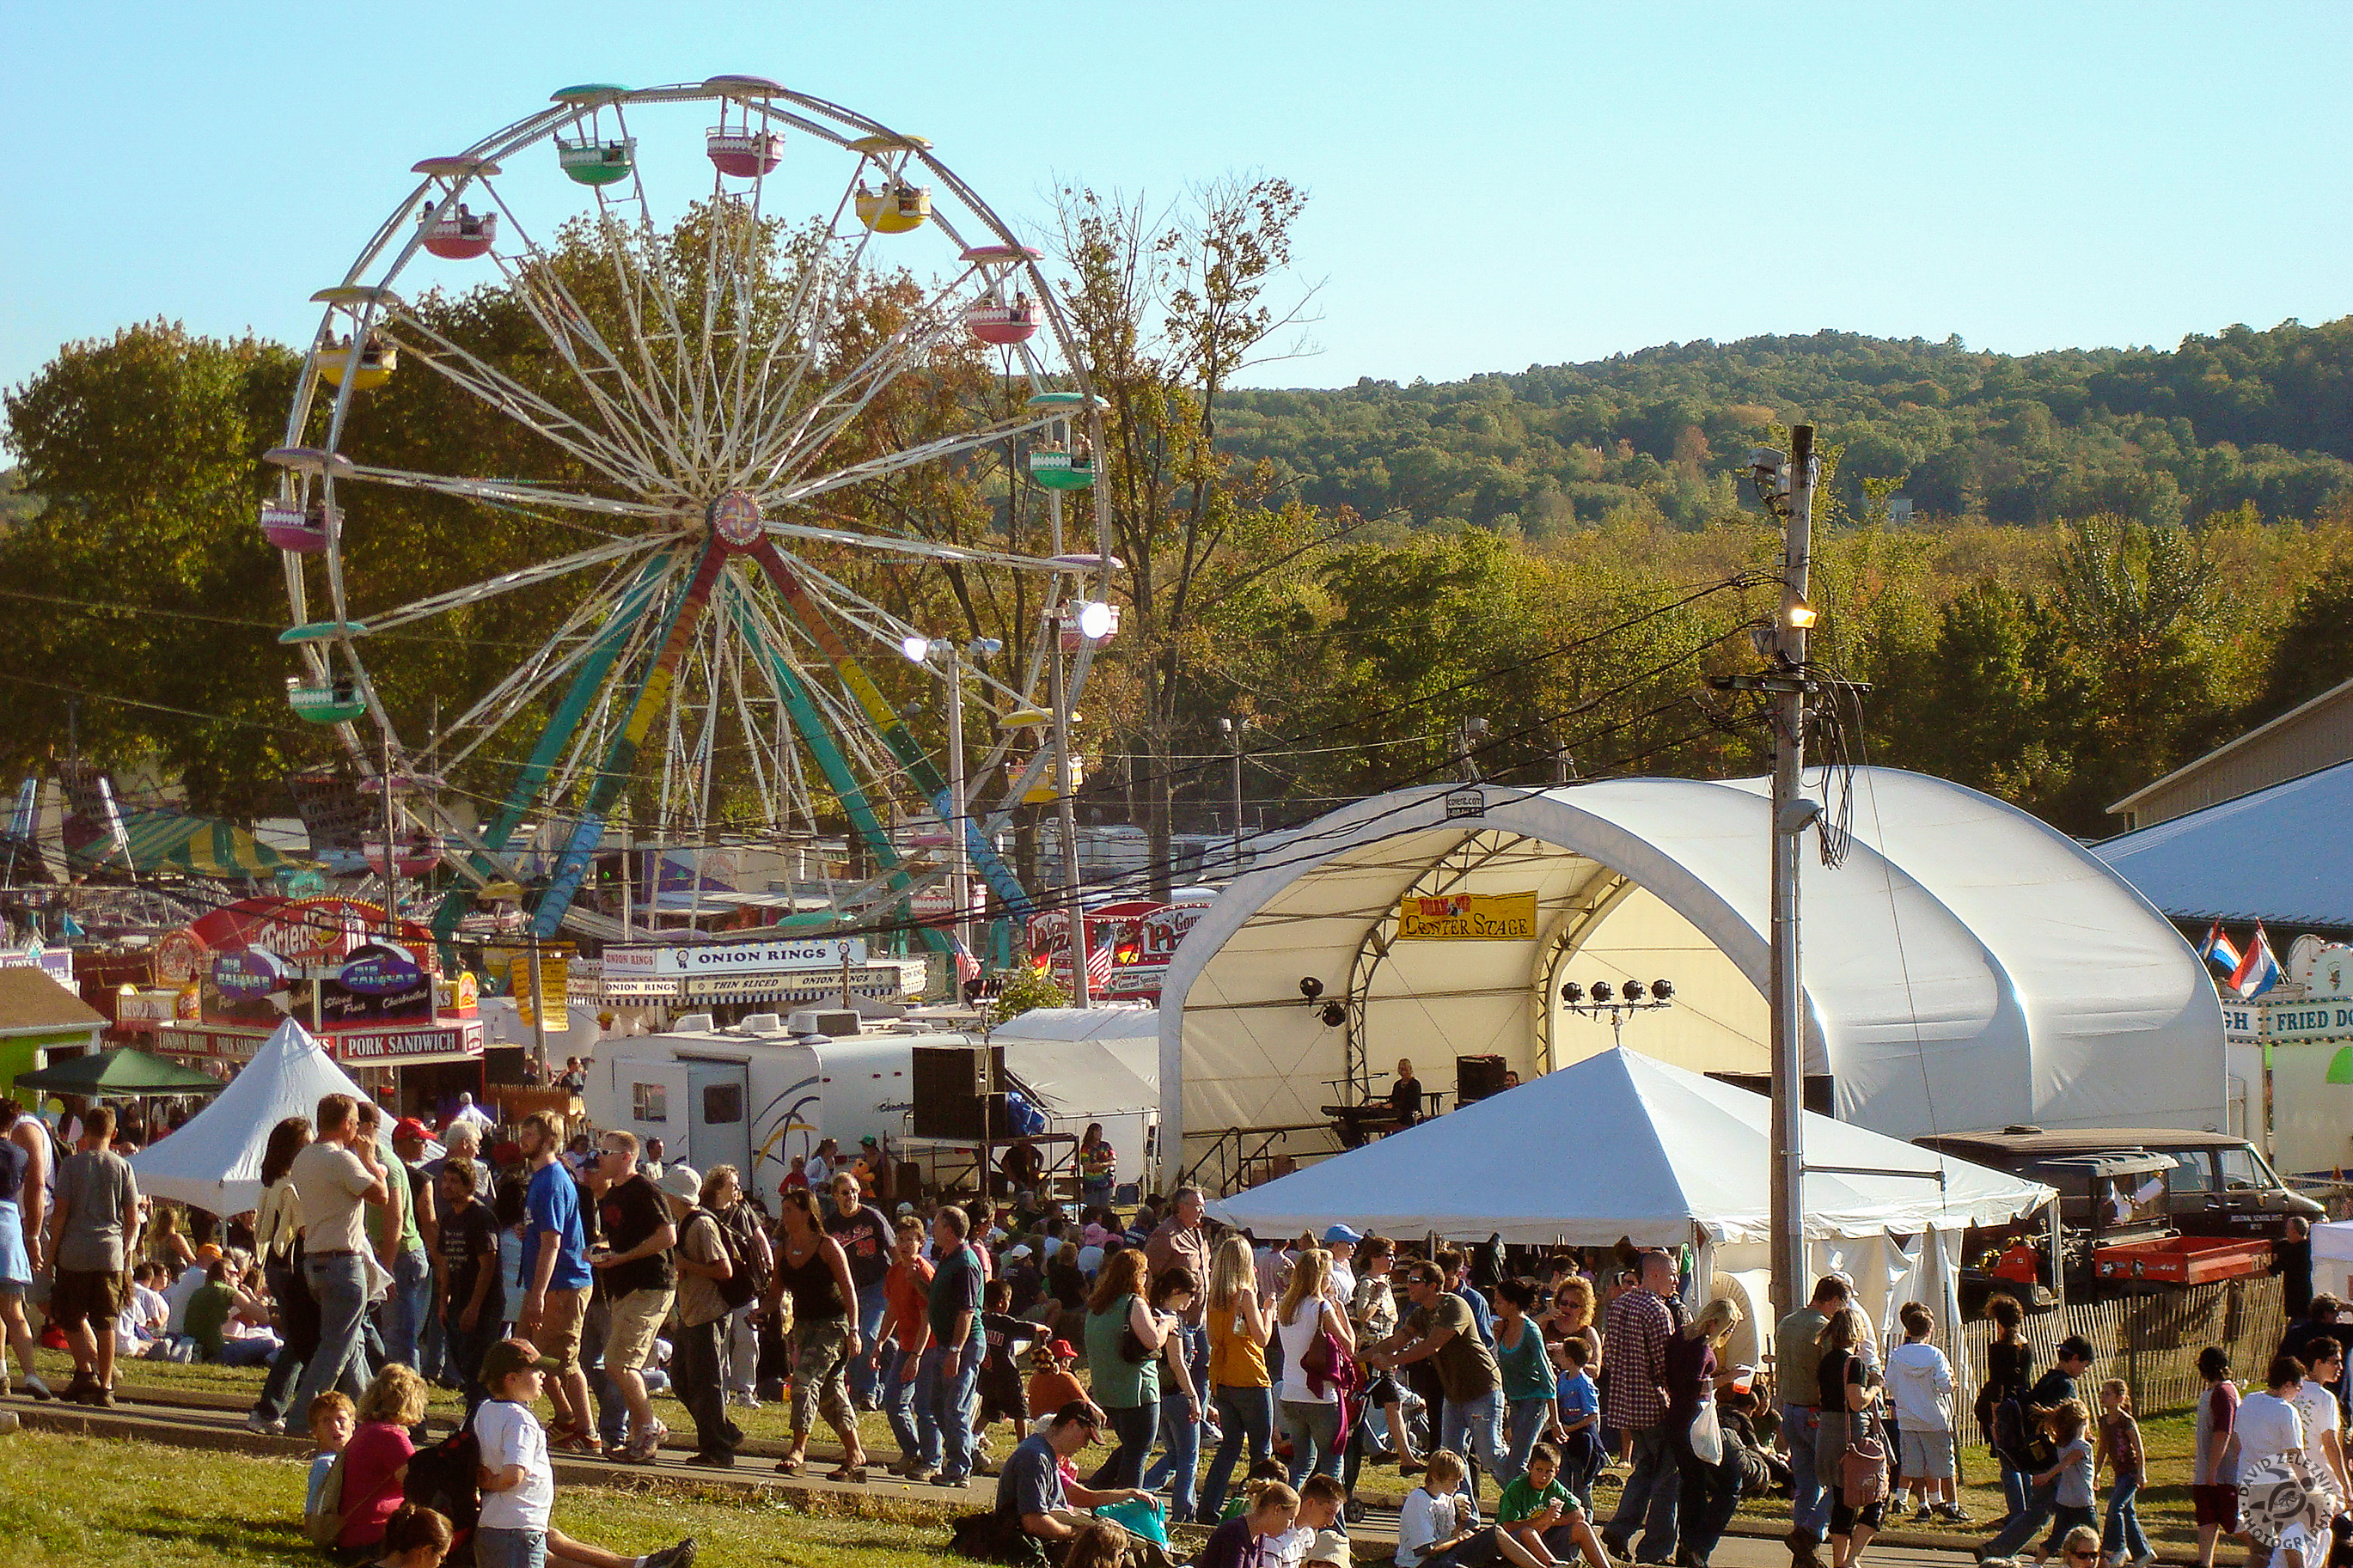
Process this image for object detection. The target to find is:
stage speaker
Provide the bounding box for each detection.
[1456,1053,1509,1105]
[911,1044,1007,1139]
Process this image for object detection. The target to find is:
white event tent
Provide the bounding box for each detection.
[1209,1046,2055,1356]
[130,1019,380,1216]
[1159,767,2223,1184]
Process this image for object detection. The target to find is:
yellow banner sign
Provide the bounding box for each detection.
[1395,891,1538,940]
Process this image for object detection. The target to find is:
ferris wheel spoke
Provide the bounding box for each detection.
[360,530,664,632]
[743,256,988,489]
[374,315,668,496]
[429,552,671,752]
[345,463,663,526]
[465,171,695,487]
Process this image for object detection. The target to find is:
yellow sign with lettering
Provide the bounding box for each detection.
[1395,891,1539,940]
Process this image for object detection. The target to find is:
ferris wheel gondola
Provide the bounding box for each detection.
[266,77,1115,956]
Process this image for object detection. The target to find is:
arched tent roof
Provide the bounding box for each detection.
[1157,767,2222,1185]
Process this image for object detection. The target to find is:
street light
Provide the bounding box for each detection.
[899,634,1006,975]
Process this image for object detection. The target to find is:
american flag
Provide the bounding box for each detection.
[1085,927,1116,989]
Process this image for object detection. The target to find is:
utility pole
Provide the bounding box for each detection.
[378,728,400,934]
[1219,717,1244,876]
[1457,717,1489,783]
[1048,612,1089,1009]
[1768,423,1819,1317]
[945,639,971,967]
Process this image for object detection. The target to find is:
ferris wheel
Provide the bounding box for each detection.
[262,76,1116,952]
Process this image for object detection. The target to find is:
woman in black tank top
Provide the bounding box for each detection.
[767,1187,865,1479]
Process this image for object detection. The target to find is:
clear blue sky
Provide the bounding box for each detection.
[3,0,2348,403]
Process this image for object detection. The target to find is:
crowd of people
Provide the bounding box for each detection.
[3,1084,2348,1568]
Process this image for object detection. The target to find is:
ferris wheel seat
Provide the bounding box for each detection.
[260,503,333,554]
[1027,448,1096,490]
[364,839,444,876]
[962,243,1044,264]
[319,342,396,391]
[420,209,498,259]
[558,137,637,186]
[286,680,367,724]
[963,302,1042,345]
[706,128,784,179]
[855,186,931,233]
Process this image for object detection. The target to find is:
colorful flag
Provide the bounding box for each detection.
[1086,926,1115,989]
[2199,922,2243,976]
[2230,922,2283,998]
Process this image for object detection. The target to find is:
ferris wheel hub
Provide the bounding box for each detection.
[706,489,767,547]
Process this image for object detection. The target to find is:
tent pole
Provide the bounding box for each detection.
[1769,423,1818,1321]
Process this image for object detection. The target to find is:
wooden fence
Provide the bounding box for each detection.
[1947,1274,2285,1417]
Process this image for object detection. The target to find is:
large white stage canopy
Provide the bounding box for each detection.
[1158,767,2222,1185]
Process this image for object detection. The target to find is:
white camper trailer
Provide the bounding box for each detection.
[585,1007,1161,1198]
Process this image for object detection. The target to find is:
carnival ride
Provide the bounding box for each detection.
[260,79,1116,959]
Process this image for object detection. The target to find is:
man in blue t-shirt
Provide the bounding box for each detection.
[919,1205,988,1484]
[993,1400,1151,1551]
[516,1110,596,1449]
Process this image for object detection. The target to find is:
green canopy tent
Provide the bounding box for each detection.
[67,810,304,879]
[14,1046,228,1097]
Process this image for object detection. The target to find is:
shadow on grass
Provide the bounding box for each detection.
[124,1510,315,1563]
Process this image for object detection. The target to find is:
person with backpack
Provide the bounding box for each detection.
[658,1164,744,1467]
[1978,1295,2035,1532]
[706,1169,771,1410]
[1982,1334,2095,1562]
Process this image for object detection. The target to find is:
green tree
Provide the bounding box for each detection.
[0,321,310,815]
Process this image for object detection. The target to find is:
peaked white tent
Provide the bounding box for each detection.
[1209,1047,2055,1359]
[129,1020,381,1216]
[1207,1046,2054,1247]
[1160,768,2222,1185]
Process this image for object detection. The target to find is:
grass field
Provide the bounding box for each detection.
[0,1428,962,1568]
[11,1346,2222,1554]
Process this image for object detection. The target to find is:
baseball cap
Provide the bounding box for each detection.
[1323,1223,1365,1247]
[193,1242,223,1263]
[1005,1244,1033,1260]
[895,1201,916,1216]
[1047,1338,1079,1360]
[392,1116,431,1143]
[860,1134,879,1147]
[657,1164,702,1202]
[480,1337,561,1384]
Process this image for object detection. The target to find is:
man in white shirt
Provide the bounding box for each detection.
[287,1093,389,1419]
[2291,1336,2349,1496]
[448,1092,495,1132]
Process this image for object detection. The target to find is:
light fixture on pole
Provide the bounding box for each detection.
[1559,977,1675,1049]
[1045,554,1124,1008]
[901,634,1004,975]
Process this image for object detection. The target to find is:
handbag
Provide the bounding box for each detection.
[1840,1425,1889,1509]
[1690,1392,1723,1467]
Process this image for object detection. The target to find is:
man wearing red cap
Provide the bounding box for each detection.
[388,1116,442,1379]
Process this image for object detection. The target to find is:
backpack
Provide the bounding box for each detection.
[702,1207,762,1310]
[1990,1390,2032,1469]
[405,1425,483,1534]
[304,1445,404,1549]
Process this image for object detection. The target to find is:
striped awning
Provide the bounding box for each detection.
[73,810,305,878]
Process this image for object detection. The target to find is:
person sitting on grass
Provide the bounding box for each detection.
[1026,1338,1087,1432]
[1200,1480,1299,1568]
[370,1503,454,1568]
[1497,1443,1612,1568]
[305,1391,357,1523]
[987,1399,1158,1563]
[1268,1473,1351,1568]
[1398,1449,1549,1568]
[474,1337,698,1568]
[338,1364,431,1559]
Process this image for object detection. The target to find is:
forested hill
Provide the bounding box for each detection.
[1222,317,2353,534]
